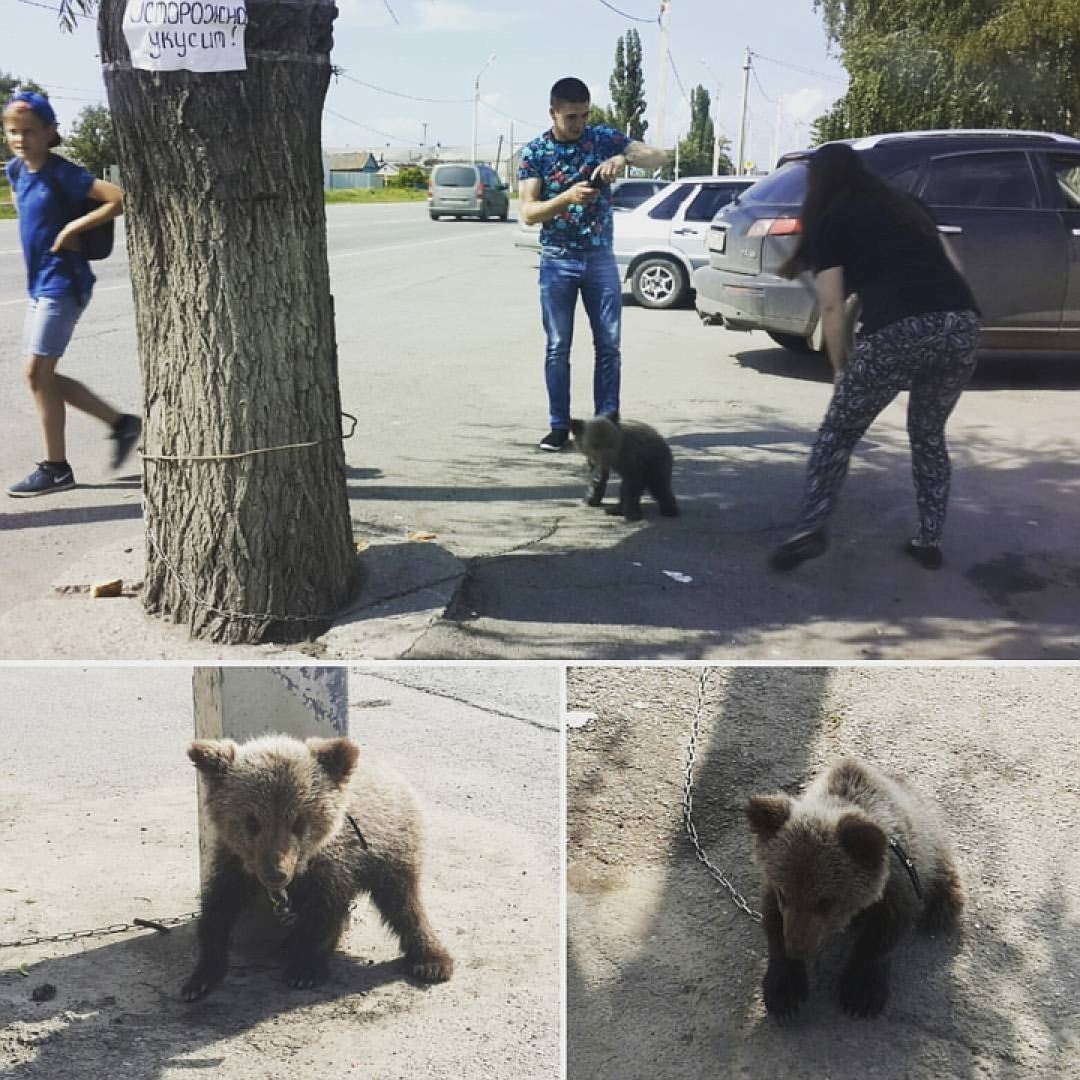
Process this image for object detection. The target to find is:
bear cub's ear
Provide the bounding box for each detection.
[746,793,793,838]
[836,812,888,871]
[569,419,585,438]
[307,737,360,787]
[188,739,238,777]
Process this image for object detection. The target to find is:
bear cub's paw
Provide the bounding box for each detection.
[285,948,332,990]
[837,961,890,1018]
[181,961,226,1002]
[762,957,809,1019]
[409,946,454,983]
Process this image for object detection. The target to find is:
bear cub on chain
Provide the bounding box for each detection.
[746,757,962,1019]
[181,734,453,1001]
[569,415,678,522]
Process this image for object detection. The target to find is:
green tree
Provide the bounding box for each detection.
[588,103,616,127]
[58,0,357,644]
[388,164,426,189]
[811,0,1080,140]
[675,84,732,176]
[63,104,118,178]
[609,28,648,140]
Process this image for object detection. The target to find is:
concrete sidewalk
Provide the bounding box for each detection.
[566,666,1080,1080]
[0,666,561,1080]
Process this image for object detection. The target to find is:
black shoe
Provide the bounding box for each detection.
[8,461,76,498]
[539,428,569,451]
[904,540,943,570]
[769,529,828,571]
[110,413,142,470]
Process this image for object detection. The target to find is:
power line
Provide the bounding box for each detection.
[751,51,847,86]
[382,0,400,24]
[595,0,659,24]
[667,52,690,106]
[335,71,471,105]
[477,98,545,132]
[323,107,414,145]
[15,0,61,11]
[751,64,777,105]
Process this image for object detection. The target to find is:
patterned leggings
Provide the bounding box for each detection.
[797,309,980,546]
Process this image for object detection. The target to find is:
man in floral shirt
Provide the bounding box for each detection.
[519,77,668,450]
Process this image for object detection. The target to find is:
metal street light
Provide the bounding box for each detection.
[700,58,722,175]
[472,52,496,165]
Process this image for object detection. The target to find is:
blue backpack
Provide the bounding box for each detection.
[10,157,115,260]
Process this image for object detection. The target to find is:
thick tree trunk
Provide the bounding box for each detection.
[97,0,357,644]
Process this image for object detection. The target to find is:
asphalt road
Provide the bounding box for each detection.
[2,201,1080,659]
[0,663,561,1079]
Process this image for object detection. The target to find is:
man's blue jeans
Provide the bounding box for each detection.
[539,246,622,430]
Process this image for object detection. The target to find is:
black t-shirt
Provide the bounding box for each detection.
[810,193,979,335]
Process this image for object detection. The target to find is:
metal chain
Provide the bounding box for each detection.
[683,667,762,922]
[0,911,200,950]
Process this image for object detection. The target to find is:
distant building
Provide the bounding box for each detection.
[323,150,382,190]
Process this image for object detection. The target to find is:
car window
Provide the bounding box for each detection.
[434,166,476,187]
[886,164,923,193]
[648,185,693,220]
[684,185,743,222]
[921,152,1040,210]
[1045,154,1080,210]
[739,161,807,205]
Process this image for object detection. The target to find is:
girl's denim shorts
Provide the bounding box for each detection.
[23,293,89,359]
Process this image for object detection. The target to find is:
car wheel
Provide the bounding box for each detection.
[499,205,509,221]
[767,331,814,354]
[631,257,688,309]
[480,205,489,221]
[430,212,441,221]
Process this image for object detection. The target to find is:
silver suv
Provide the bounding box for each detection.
[693,129,1080,355]
[429,163,510,221]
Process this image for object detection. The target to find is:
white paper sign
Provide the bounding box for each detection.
[123,1,248,72]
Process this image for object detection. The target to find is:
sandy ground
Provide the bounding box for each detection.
[566,665,1080,1080]
[0,665,561,1079]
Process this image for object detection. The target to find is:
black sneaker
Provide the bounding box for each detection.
[539,428,570,451]
[904,539,943,570]
[769,529,828,571]
[8,461,76,498]
[110,413,142,470]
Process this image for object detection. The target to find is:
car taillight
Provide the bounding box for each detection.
[476,181,485,195]
[746,217,801,237]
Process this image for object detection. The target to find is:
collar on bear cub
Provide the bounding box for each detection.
[888,836,923,899]
[265,815,369,925]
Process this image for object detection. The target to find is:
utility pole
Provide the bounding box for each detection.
[736,46,751,176]
[472,52,496,165]
[701,58,722,175]
[508,120,515,188]
[770,97,783,171]
[655,0,671,149]
[422,121,428,157]
[674,132,680,179]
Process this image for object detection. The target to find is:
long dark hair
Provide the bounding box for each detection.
[779,142,940,279]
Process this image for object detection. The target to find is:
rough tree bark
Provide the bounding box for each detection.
[96,0,357,644]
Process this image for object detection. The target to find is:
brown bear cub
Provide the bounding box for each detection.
[746,758,962,1019]
[569,415,678,522]
[181,735,453,1001]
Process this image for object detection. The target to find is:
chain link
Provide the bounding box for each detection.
[0,911,200,950]
[683,667,762,923]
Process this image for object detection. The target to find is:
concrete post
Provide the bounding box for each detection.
[191,667,349,887]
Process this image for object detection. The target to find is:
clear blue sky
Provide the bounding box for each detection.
[6,0,848,166]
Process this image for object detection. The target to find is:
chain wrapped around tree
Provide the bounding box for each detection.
[58,1,359,645]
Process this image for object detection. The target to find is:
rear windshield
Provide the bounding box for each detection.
[434,166,477,187]
[739,161,808,205]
